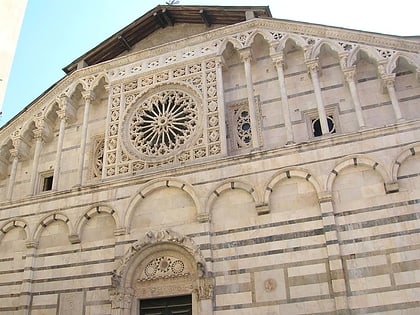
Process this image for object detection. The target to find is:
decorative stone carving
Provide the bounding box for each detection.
[126,88,199,159]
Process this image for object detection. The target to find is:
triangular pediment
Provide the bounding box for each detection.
[62,5,272,74]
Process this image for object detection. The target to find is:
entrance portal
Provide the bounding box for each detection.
[140,295,192,315]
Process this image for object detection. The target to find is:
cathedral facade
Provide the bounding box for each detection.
[0,5,419,314]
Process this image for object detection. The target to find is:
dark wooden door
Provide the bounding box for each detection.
[140,295,192,315]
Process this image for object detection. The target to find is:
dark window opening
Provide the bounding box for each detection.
[140,295,192,315]
[42,175,53,191]
[312,115,336,137]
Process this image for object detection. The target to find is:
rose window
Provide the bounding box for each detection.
[127,88,199,158]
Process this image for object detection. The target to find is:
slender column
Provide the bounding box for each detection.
[6,149,19,200]
[319,193,350,314]
[240,48,260,149]
[77,90,95,186]
[29,131,43,195]
[382,74,403,122]
[272,54,294,145]
[52,96,75,191]
[306,59,329,135]
[343,67,365,129]
[52,112,67,191]
[215,57,228,155]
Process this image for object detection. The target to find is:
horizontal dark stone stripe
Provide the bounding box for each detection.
[335,198,420,218]
[33,258,115,272]
[400,93,420,103]
[212,228,325,250]
[0,257,14,263]
[350,295,420,314]
[0,280,22,287]
[29,304,57,310]
[397,172,420,180]
[36,243,115,258]
[214,295,334,312]
[32,271,112,284]
[214,215,322,236]
[28,284,111,296]
[0,268,24,275]
[339,212,419,232]
[215,282,251,295]
[213,243,325,262]
[213,258,330,277]
[0,292,20,299]
[85,299,111,306]
[288,273,329,287]
[340,227,420,245]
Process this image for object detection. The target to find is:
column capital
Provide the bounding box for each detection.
[271,52,286,69]
[57,95,76,122]
[33,117,53,142]
[381,73,396,94]
[305,58,320,75]
[10,135,30,160]
[82,90,96,102]
[239,47,253,63]
[342,66,356,83]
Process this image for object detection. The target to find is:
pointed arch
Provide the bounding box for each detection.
[245,29,273,48]
[206,179,258,215]
[387,52,420,74]
[326,155,391,193]
[310,39,344,60]
[43,99,61,126]
[347,46,382,68]
[263,168,321,206]
[0,218,31,244]
[75,204,123,239]
[216,37,243,56]
[33,212,73,246]
[275,33,308,53]
[392,143,420,183]
[124,178,202,230]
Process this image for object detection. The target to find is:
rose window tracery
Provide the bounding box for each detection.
[127,88,199,159]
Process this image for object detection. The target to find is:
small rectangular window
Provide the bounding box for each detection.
[42,175,53,191]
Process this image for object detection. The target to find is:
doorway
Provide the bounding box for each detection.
[139,294,192,315]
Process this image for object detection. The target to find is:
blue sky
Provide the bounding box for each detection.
[1,0,418,126]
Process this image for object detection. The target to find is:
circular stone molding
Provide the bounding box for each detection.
[124,85,201,161]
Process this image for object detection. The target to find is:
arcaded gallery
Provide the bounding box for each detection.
[0,4,419,315]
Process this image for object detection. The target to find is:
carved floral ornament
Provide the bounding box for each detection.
[109,229,213,310]
[123,85,202,162]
